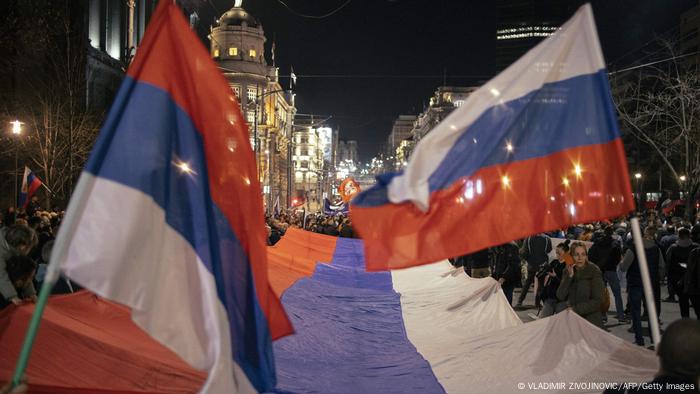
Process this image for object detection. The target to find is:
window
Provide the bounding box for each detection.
[249,49,256,58]
[247,86,257,102]
[301,161,309,169]
[300,136,308,144]
[246,111,255,124]
[213,48,220,57]
[228,47,238,56]
[231,85,241,99]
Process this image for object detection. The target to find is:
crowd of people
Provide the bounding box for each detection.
[451,210,700,350]
[0,197,71,310]
[265,211,357,245]
[1,200,699,391]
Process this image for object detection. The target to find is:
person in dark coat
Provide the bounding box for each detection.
[0,255,37,310]
[557,241,604,328]
[588,226,626,323]
[0,225,37,306]
[462,248,491,278]
[666,228,699,318]
[491,242,521,306]
[516,233,552,308]
[685,244,700,319]
[620,226,665,346]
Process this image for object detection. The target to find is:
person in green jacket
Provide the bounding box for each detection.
[557,241,605,328]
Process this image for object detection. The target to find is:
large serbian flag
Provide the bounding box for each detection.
[46,1,292,393]
[351,4,634,271]
[18,167,42,209]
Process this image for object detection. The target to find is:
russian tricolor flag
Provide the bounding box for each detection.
[351,4,635,270]
[19,167,42,209]
[48,1,291,392]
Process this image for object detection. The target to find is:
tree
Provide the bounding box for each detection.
[612,39,700,220]
[0,0,100,208]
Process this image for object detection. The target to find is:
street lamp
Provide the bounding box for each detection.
[680,175,687,182]
[634,173,642,212]
[10,120,23,209]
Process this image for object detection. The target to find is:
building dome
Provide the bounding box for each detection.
[218,7,260,28]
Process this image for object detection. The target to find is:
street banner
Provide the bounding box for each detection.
[323,197,348,216]
[351,4,634,271]
[46,1,291,392]
[338,177,361,203]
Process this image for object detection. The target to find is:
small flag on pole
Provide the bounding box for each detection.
[351,4,634,271]
[19,167,42,209]
[44,1,292,392]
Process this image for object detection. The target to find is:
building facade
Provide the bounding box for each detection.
[390,86,478,168]
[86,0,162,112]
[337,140,359,165]
[292,119,335,211]
[210,2,296,211]
[387,115,416,170]
[496,0,579,71]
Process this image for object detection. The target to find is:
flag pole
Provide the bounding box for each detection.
[630,217,661,346]
[10,275,57,387]
[41,183,55,196]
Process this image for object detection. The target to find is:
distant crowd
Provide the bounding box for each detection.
[265,211,357,245]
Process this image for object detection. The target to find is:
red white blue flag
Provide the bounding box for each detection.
[19,166,42,209]
[48,1,292,392]
[351,4,634,271]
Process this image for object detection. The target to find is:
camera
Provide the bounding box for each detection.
[535,262,554,279]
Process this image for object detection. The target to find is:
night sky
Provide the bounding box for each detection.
[197,0,696,161]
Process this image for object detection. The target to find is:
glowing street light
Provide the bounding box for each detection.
[10,120,23,209]
[634,173,643,211]
[680,175,687,182]
[11,120,22,135]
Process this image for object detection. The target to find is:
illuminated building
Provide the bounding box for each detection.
[210,1,296,211]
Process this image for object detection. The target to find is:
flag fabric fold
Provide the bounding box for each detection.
[351,4,634,271]
[19,167,42,209]
[48,1,292,392]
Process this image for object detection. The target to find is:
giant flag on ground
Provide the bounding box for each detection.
[1,230,658,393]
[270,231,657,394]
[351,4,634,270]
[46,0,292,392]
[18,167,42,209]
